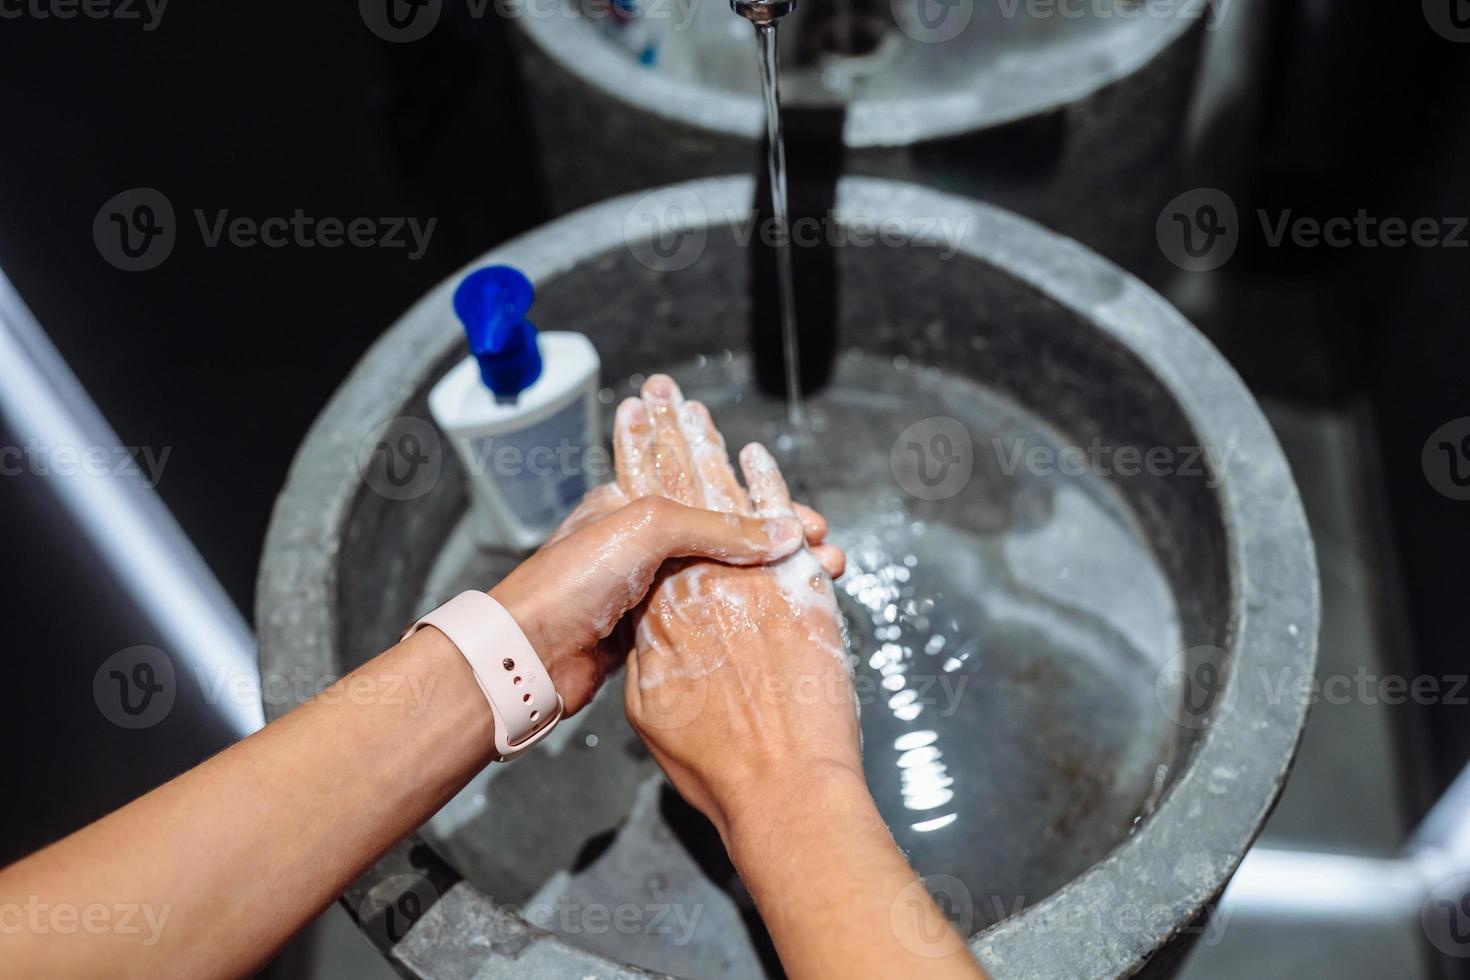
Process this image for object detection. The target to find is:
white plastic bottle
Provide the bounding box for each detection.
[428,265,600,551]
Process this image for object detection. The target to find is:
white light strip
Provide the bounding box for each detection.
[1412,762,1470,869]
[0,270,262,737]
[1219,846,1425,921]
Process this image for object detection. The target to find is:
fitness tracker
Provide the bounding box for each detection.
[402,590,564,761]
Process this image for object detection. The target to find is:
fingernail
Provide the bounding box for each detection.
[617,398,647,424]
[763,518,801,547]
[741,442,775,472]
[643,375,675,404]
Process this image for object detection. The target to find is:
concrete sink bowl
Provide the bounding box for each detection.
[258,176,1317,979]
[510,0,1206,269]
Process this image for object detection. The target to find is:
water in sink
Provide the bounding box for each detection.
[418,351,1181,977]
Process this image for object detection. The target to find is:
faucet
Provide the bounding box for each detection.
[729,0,797,27]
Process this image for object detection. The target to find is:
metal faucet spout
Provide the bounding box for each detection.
[730,0,797,27]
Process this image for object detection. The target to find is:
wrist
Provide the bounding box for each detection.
[394,625,498,761]
[487,584,599,716]
[723,761,875,866]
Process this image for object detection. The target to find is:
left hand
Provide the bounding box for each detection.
[489,483,830,715]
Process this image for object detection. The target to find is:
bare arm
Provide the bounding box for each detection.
[0,627,491,978]
[0,490,815,979]
[727,773,984,979]
[616,374,987,980]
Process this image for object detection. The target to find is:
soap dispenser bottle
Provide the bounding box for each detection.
[428,265,601,551]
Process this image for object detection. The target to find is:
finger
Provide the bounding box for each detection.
[739,442,796,518]
[792,501,827,545]
[641,374,700,506]
[545,483,627,547]
[555,628,634,717]
[615,397,660,499]
[811,543,846,580]
[621,497,803,567]
[680,400,750,515]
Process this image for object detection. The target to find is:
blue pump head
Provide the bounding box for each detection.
[453,266,542,403]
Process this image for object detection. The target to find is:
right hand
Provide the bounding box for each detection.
[616,374,863,842]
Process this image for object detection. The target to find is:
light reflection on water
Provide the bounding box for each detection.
[422,351,1189,956]
[842,532,960,832]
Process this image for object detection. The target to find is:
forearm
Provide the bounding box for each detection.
[0,627,492,979]
[726,768,987,980]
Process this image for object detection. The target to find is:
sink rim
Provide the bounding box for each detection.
[512,6,1201,147]
[257,175,1319,979]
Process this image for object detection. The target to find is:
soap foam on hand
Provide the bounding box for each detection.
[428,265,602,553]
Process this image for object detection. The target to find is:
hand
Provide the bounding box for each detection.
[615,374,861,843]
[489,483,819,716]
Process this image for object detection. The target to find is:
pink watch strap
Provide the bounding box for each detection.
[402,591,564,761]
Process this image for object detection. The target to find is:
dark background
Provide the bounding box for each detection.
[0,4,545,862]
[0,0,1466,975]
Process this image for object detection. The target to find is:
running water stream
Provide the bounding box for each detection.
[414,6,1188,972]
[750,17,804,431]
